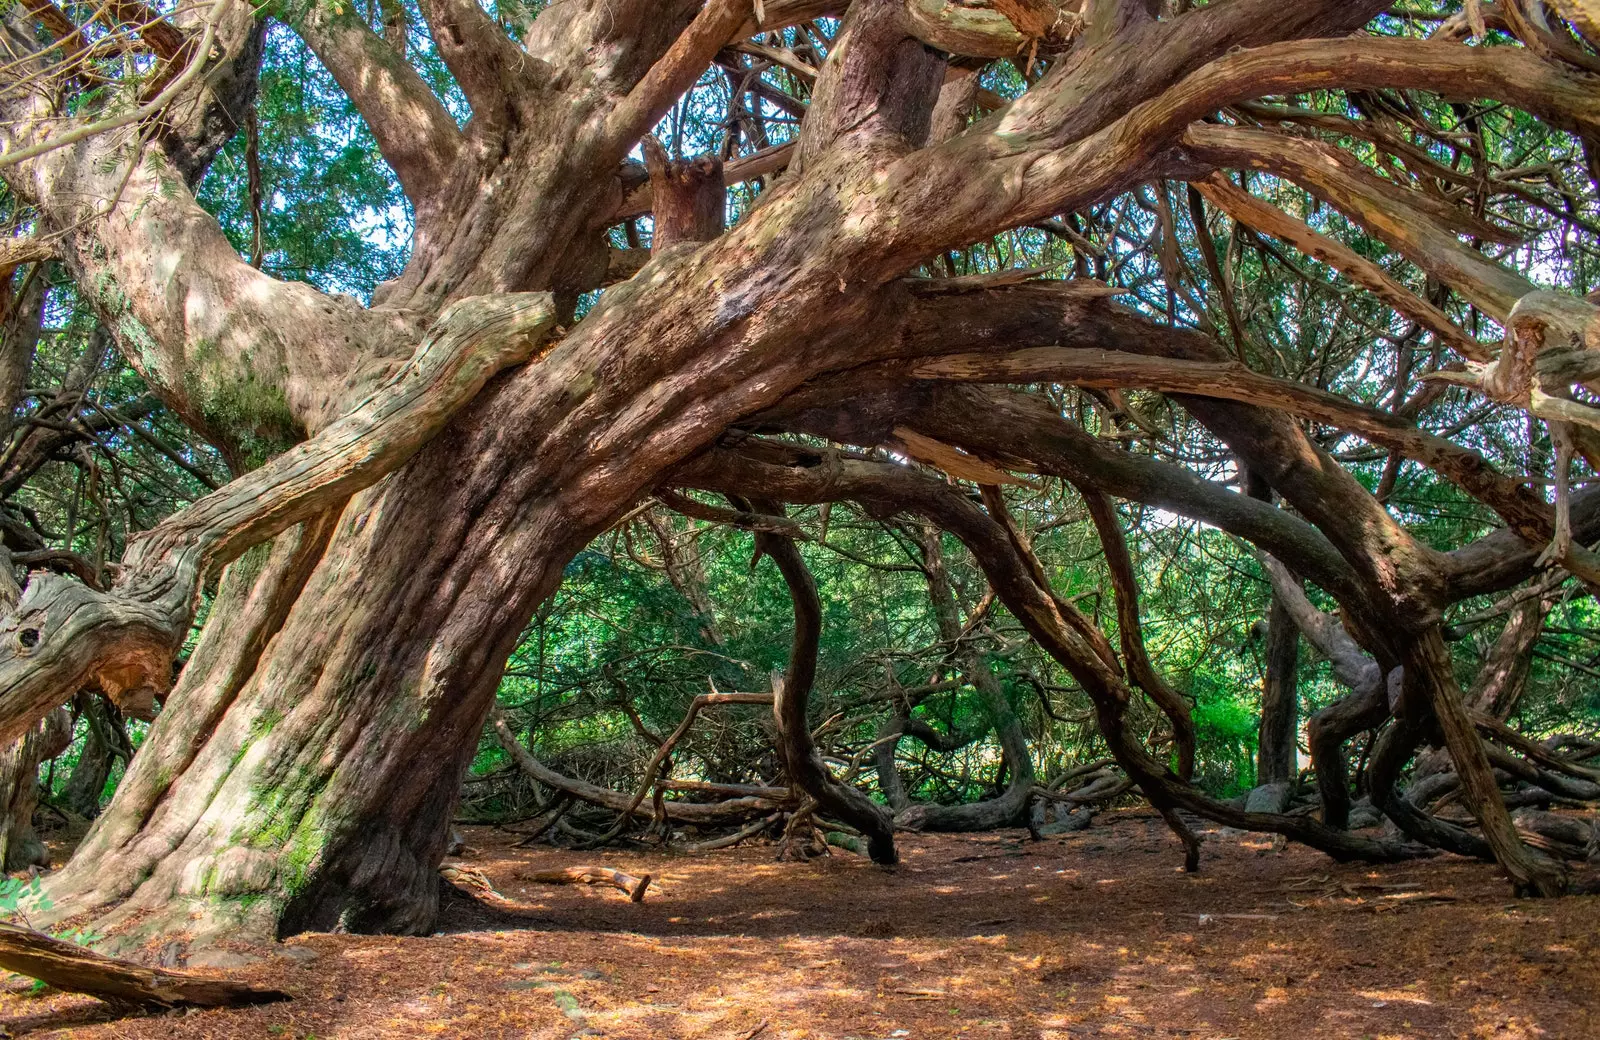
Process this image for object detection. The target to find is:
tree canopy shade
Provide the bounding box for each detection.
[0,0,1594,962]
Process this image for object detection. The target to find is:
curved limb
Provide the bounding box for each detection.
[673,445,1426,863]
[753,502,899,865]
[0,293,557,747]
[579,687,776,848]
[1263,553,1388,828]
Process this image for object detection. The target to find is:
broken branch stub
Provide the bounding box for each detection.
[0,293,558,746]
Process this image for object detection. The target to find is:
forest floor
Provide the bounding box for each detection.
[0,811,1597,1039]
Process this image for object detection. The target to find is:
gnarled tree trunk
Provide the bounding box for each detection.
[1,0,1591,956]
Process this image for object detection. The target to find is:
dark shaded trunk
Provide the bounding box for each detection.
[1258,595,1300,784]
[60,696,126,820]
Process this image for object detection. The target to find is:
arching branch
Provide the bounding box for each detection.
[0,294,557,746]
[672,443,1424,864]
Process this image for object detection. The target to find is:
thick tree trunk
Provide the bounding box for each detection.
[37,520,339,948]
[0,0,1560,953]
[47,480,541,945]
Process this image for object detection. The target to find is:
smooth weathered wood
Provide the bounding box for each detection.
[901,0,1066,57]
[521,866,654,902]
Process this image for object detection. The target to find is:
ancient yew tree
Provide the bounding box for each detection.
[0,0,1596,956]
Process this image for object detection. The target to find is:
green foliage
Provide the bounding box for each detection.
[1188,672,1260,798]
[197,25,412,299]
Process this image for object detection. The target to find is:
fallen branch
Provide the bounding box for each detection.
[440,864,509,902]
[686,813,780,852]
[0,921,288,1008]
[520,866,653,902]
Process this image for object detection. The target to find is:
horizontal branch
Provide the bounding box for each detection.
[901,0,1066,58]
[488,705,788,823]
[908,346,1553,544]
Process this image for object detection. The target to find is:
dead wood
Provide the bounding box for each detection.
[0,921,288,1008]
[520,866,653,902]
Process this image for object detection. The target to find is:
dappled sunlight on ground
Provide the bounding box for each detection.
[0,812,1596,1037]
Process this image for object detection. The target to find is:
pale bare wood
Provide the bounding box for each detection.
[521,866,653,902]
[0,236,53,278]
[487,705,790,824]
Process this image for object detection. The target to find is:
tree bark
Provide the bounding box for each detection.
[0,708,69,871]
[1255,593,1300,794]
[60,696,126,819]
[1,0,1572,952]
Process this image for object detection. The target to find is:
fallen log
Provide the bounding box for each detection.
[440,864,509,902]
[0,922,288,1008]
[520,866,653,902]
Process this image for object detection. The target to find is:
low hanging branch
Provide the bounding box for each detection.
[0,293,558,745]
[487,705,790,824]
[612,689,774,827]
[0,921,288,1009]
